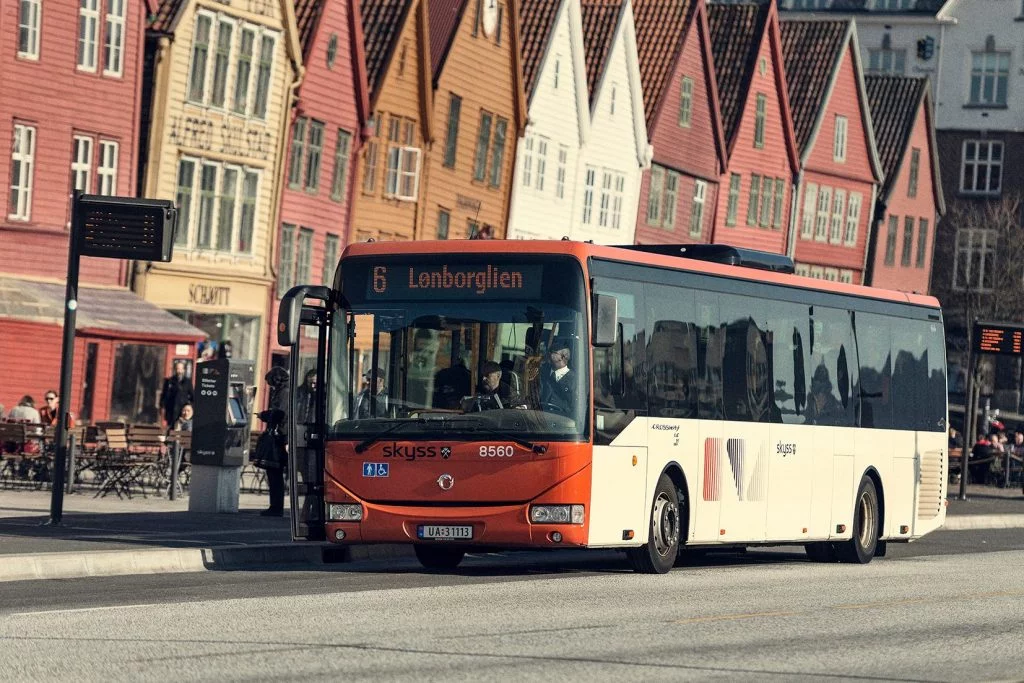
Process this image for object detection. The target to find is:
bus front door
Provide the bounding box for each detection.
[288,304,328,541]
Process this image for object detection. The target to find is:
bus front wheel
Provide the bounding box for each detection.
[836,477,879,564]
[627,474,680,574]
[414,544,466,570]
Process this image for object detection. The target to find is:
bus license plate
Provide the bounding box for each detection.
[417,525,473,540]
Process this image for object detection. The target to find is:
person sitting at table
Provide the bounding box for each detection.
[174,403,194,432]
[39,389,75,428]
[7,396,41,423]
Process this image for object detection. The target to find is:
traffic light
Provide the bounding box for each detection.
[917,36,935,61]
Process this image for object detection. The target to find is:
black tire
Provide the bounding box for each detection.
[627,474,680,574]
[835,476,879,564]
[414,544,466,570]
[674,548,708,567]
[804,542,838,563]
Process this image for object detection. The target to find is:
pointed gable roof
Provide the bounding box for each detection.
[361,0,415,96]
[519,0,564,99]
[294,0,326,55]
[150,0,186,32]
[631,0,695,129]
[428,0,469,83]
[579,0,624,106]
[779,18,847,154]
[865,74,944,213]
[706,1,769,146]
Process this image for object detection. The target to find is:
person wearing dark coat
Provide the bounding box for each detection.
[160,361,194,428]
[539,344,577,417]
[259,366,290,517]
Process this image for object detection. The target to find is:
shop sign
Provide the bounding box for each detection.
[189,283,231,307]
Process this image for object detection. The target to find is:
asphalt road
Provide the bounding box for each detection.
[2,529,1023,682]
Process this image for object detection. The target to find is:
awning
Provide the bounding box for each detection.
[0,277,206,342]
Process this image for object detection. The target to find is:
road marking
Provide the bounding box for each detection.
[10,603,168,617]
[671,610,798,624]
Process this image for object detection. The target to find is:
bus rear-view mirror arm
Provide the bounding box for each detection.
[277,285,332,346]
[593,293,618,348]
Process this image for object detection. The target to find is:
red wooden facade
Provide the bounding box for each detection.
[268,0,369,369]
[706,1,799,253]
[633,0,727,245]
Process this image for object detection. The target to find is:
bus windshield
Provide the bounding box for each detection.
[328,255,589,441]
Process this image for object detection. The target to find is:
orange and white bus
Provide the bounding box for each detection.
[277,240,947,573]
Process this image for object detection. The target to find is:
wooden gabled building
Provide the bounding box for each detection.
[706,0,799,253]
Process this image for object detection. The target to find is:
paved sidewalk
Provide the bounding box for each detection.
[0,483,1020,583]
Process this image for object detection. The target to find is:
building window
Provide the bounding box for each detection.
[833,115,847,162]
[772,179,784,228]
[611,174,625,229]
[238,171,258,253]
[810,266,824,279]
[102,0,126,75]
[296,228,313,284]
[844,192,861,246]
[330,129,352,202]
[18,0,41,59]
[288,118,306,188]
[473,112,493,182]
[278,224,296,296]
[678,76,693,128]
[823,268,838,282]
[323,233,339,285]
[252,34,276,119]
[210,19,234,108]
[754,94,766,148]
[900,215,914,266]
[489,118,507,188]
[646,166,663,225]
[71,135,93,193]
[9,124,35,221]
[747,174,761,226]
[800,183,817,239]
[556,145,567,199]
[188,13,212,102]
[98,140,118,195]
[960,140,1002,195]
[78,0,100,71]
[867,48,905,75]
[598,172,612,227]
[794,263,810,276]
[662,171,679,229]
[759,176,773,228]
[215,167,238,251]
[689,180,706,236]
[610,84,617,116]
[882,215,898,265]
[384,117,421,200]
[326,34,338,69]
[521,135,533,187]
[553,56,560,89]
[444,94,461,168]
[815,186,831,241]
[725,173,741,226]
[305,120,325,192]
[196,163,217,248]
[233,28,255,114]
[362,118,381,194]
[582,166,596,224]
[953,229,996,292]
[839,270,853,284]
[969,49,1010,106]
[437,208,450,239]
[907,148,920,198]
[829,189,845,244]
[535,137,547,191]
[916,218,929,268]
[174,159,196,246]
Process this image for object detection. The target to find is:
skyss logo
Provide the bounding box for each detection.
[382,443,438,461]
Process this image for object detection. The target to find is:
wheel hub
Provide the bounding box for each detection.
[652,493,679,557]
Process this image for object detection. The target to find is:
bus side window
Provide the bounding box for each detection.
[805,307,857,427]
[892,320,946,432]
[854,312,892,429]
[592,279,645,414]
[646,283,697,419]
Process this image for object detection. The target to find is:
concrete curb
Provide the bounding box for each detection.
[942,514,1024,531]
[0,543,416,584]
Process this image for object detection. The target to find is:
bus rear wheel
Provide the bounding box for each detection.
[414,544,466,570]
[836,477,879,564]
[627,474,680,574]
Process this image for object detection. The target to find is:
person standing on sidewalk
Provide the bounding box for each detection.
[256,367,290,517]
[160,362,194,429]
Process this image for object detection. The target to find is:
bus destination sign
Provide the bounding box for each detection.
[974,322,1024,356]
[367,264,543,300]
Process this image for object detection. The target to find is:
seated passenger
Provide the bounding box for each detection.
[539,343,577,416]
[356,373,390,418]
[804,364,843,425]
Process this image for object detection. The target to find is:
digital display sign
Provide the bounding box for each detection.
[974,322,1024,356]
[366,264,543,300]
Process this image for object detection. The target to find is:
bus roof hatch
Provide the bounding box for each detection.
[616,244,795,274]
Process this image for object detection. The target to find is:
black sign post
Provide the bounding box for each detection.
[960,321,1024,501]
[47,193,177,525]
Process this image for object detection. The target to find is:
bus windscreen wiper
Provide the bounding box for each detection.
[455,418,548,454]
[354,418,429,453]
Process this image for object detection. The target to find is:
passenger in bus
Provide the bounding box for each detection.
[540,344,577,416]
[805,365,843,425]
[356,372,390,418]
[433,354,472,409]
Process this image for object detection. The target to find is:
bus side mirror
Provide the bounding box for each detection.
[277,285,331,346]
[593,294,618,348]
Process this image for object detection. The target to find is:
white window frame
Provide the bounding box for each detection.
[187,11,214,104]
[556,145,567,199]
[953,228,996,292]
[233,27,257,115]
[209,16,236,110]
[9,124,36,221]
[646,166,664,226]
[323,233,340,285]
[829,188,845,244]
[521,135,533,187]
[960,140,1003,196]
[396,147,421,200]
[867,48,906,75]
[278,223,296,295]
[833,115,848,162]
[800,182,817,239]
[18,0,41,60]
[103,0,126,77]
[175,157,260,254]
[296,227,314,285]
[598,172,612,228]
[689,179,706,237]
[810,265,824,279]
[969,50,1010,107]
[71,135,94,194]
[823,267,839,282]
[78,0,100,72]
[582,166,596,224]
[754,93,766,148]
[679,76,693,128]
[663,171,678,229]
[535,138,547,191]
[844,192,861,246]
[814,186,831,242]
[237,170,259,253]
[98,140,118,195]
[251,31,278,120]
[839,270,853,284]
[611,174,625,229]
[794,263,810,276]
[725,173,741,226]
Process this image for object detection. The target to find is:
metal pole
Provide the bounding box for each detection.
[65,432,77,495]
[47,191,82,525]
[169,441,181,501]
[960,346,977,501]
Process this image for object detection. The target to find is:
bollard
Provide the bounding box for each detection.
[65,433,77,495]
[169,441,182,501]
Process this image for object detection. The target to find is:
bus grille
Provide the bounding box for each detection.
[917,450,944,521]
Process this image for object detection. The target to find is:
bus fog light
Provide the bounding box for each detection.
[328,504,363,521]
[550,531,562,543]
[335,529,346,541]
[530,505,584,525]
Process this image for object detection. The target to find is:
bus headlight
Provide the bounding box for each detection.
[328,504,363,521]
[530,505,584,524]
